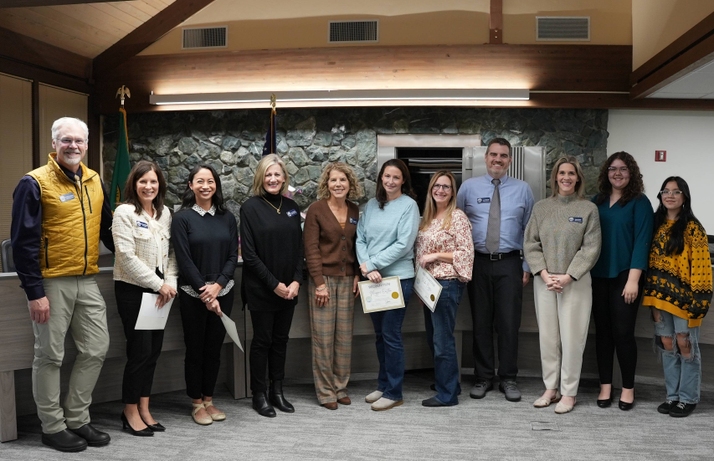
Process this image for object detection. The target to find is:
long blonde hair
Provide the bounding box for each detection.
[420,171,458,231]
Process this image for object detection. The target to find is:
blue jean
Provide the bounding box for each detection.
[424,279,465,405]
[370,278,414,401]
[652,309,701,404]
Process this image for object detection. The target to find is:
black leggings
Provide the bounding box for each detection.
[592,271,643,389]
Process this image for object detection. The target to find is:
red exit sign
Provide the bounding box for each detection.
[655,150,666,162]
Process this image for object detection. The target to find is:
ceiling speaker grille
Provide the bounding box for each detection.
[182,27,227,49]
[329,20,379,43]
[536,17,590,41]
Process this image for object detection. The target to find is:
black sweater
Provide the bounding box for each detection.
[240,193,303,311]
[171,207,238,293]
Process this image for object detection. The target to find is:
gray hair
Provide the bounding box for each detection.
[51,117,89,141]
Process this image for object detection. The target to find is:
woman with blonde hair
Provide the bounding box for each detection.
[241,153,303,417]
[304,162,362,410]
[415,171,473,406]
[524,156,601,414]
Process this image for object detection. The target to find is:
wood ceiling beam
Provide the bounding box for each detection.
[0,0,131,6]
[630,11,714,99]
[489,0,503,44]
[0,26,91,81]
[92,44,633,113]
[92,0,216,79]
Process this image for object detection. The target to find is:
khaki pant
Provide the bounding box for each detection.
[533,272,592,397]
[308,276,354,404]
[33,276,109,434]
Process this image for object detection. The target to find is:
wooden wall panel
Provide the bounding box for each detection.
[38,84,89,161]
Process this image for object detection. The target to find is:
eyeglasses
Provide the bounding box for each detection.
[660,190,683,196]
[432,184,452,191]
[607,166,629,174]
[58,138,86,146]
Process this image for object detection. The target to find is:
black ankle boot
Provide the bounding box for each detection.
[252,392,276,418]
[269,380,295,413]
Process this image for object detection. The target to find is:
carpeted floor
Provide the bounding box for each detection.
[3,371,713,461]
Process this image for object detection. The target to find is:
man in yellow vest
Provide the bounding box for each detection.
[11,117,115,453]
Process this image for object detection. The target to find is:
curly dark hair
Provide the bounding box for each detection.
[594,151,645,205]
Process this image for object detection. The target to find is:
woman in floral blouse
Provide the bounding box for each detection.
[415,171,474,407]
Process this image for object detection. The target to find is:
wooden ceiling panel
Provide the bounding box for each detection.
[0,1,176,59]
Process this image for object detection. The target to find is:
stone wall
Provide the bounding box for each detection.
[102,107,609,219]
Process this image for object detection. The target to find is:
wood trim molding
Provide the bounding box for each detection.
[92,0,217,79]
[631,11,714,85]
[630,34,714,99]
[0,56,91,94]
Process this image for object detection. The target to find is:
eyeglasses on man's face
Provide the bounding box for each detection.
[660,190,683,196]
[607,166,629,174]
[432,184,452,191]
[58,138,86,146]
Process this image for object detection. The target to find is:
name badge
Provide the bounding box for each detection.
[136,220,149,229]
[59,192,75,202]
[569,217,583,224]
[286,209,298,217]
[477,197,491,204]
[349,217,358,225]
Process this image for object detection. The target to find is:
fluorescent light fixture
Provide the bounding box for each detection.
[149,89,529,107]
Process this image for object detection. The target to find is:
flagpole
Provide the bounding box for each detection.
[110,86,132,210]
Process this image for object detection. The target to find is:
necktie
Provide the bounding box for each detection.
[486,178,501,254]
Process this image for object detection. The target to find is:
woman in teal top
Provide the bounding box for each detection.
[591,152,653,411]
[356,159,420,412]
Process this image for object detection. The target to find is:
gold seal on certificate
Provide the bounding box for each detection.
[413,266,443,312]
[358,276,405,313]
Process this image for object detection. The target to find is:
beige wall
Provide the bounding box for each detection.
[632,0,714,69]
[0,73,32,264]
[38,84,88,160]
[142,0,630,55]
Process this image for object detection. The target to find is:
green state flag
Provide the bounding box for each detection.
[109,106,131,210]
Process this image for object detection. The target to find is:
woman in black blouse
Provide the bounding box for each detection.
[240,154,303,418]
[171,164,238,426]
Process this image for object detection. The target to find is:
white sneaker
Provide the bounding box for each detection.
[371,397,403,411]
[365,390,383,403]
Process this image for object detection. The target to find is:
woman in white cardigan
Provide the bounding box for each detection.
[113,160,177,436]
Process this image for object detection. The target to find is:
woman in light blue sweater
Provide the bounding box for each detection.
[356,159,420,411]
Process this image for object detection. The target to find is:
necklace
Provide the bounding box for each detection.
[262,195,282,214]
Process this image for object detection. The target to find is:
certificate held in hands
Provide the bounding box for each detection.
[134,293,174,330]
[358,276,405,314]
[413,266,443,312]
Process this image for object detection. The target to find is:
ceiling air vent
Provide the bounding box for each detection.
[329,20,379,43]
[182,26,227,49]
[536,17,590,41]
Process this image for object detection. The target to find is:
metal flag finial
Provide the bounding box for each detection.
[116,86,131,106]
[270,93,276,113]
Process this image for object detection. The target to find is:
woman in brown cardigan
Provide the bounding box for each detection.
[304,162,362,410]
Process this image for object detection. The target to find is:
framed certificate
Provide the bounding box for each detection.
[413,266,443,312]
[358,276,405,313]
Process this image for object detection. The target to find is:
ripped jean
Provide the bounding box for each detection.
[652,309,701,404]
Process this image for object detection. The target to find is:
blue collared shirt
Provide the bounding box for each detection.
[456,174,534,271]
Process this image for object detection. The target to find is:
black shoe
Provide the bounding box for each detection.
[144,421,165,432]
[430,383,462,395]
[69,424,110,447]
[597,396,612,408]
[269,380,295,413]
[422,396,456,407]
[252,392,276,418]
[618,399,634,411]
[657,400,678,415]
[669,401,696,418]
[469,379,493,399]
[121,412,153,437]
[41,429,88,453]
